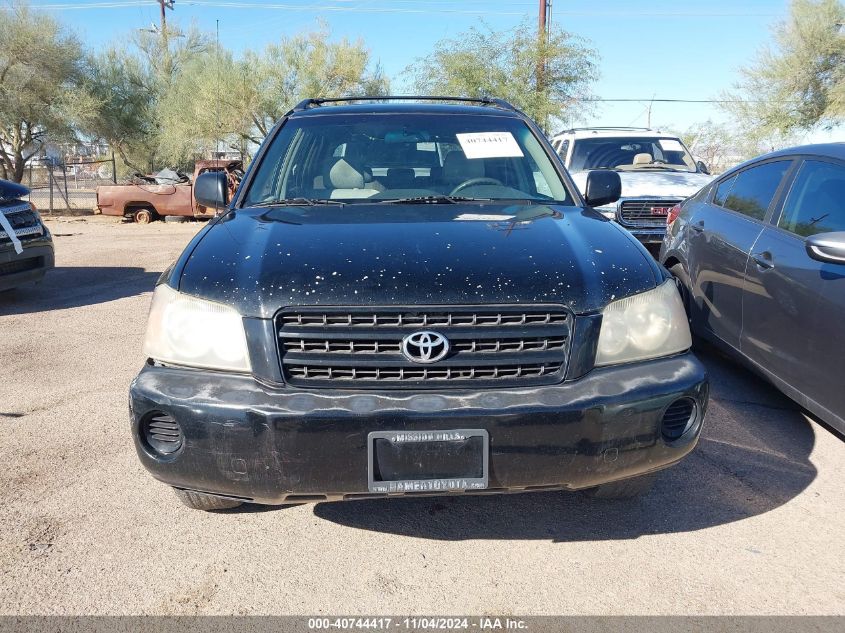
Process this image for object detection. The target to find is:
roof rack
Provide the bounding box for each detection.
[289,95,519,113]
[555,126,655,135]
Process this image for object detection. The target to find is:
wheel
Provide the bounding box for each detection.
[583,473,657,499]
[133,208,157,224]
[173,488,242,511]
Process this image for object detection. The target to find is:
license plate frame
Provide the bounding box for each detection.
[367,429,489,494]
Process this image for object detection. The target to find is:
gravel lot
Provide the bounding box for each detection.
[0,217,843,615]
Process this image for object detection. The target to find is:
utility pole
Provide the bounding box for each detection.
[537,0,552,131]
[537,0,548,94]
[159,0,174,37]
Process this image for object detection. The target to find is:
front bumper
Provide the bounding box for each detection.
[618,225,667,245]
[130,353,708,504]
[0,236,55,291]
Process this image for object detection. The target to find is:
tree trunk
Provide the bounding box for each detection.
[12,148,26,183]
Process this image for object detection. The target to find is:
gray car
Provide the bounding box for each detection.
[661,143,845,436]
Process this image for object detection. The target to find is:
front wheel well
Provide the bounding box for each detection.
[124,202,159,215]
[663,255,681,270]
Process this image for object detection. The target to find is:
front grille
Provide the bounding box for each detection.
[0,203,42,243]
[277,306,571,388]
[0,257,42,277]
[619,199,681,226]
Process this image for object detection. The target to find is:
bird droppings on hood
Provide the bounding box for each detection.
[172,205,659,317]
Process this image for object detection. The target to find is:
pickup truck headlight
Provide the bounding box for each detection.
[595,280,691,366]
[142,284,251,372]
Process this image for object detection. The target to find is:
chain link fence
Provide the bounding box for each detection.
[22,153,117,214]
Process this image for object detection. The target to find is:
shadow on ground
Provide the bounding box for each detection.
[311,346,818,541]
[0,266,160,315]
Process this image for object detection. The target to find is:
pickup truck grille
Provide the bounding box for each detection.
[619,199,681,227]
[277,306,571,389]
[0,202,42,244]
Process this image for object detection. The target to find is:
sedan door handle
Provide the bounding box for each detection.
[752,251,775,270]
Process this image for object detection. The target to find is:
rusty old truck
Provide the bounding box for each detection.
[96,160,243,223]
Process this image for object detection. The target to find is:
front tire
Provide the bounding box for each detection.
[173,488,242,511]
[133,208,157,224]
[584,473,657,499]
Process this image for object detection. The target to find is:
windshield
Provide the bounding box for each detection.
[569,136,696,172]
[242,113,572,206]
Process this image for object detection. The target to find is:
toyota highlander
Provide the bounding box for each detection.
[130,96,708,511]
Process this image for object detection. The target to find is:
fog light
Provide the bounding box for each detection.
[140,411,183,455]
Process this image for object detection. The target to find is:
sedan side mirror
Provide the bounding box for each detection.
[696,160,710,175]
[584,169,621,208]
[194,171,229,210]
[806,231,845,264]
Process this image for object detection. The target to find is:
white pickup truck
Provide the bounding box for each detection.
[551,127,713,252]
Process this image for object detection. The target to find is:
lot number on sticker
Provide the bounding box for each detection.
[659,138,685,152]
[456,132,524,159]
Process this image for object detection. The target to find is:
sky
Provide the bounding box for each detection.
[24,0,842,143]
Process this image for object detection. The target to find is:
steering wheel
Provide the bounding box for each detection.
[450,177,503,196]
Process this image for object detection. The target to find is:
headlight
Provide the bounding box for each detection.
[595,280,691,366]
[142,284,251,372]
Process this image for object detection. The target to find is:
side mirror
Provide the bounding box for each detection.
[584,169,621,208]
[696,160,710,175]
[194,171,229,210]
[806,231,845,264]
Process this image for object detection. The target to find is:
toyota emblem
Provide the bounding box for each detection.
[401,330,450,364]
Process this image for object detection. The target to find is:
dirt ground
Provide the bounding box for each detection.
[0,216,842,615]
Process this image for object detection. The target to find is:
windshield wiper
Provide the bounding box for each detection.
[377,195,493,205]
[252,197,346,207]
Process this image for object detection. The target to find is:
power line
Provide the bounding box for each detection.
[21,1,778,17]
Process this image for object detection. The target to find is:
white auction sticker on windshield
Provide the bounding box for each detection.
[456,132,524,159]
[659,139,685,152]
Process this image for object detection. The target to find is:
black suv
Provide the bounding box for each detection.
[130,97,708,511]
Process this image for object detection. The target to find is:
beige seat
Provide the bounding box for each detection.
[326,158,381,199]
[632,153,653,166]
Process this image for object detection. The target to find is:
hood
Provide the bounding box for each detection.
[571,170,713,199]
[176,203,659,318]
[0,179,30,202]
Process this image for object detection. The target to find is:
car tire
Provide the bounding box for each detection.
[583,473,657,499]
[173,488,243,511]
[133,208,157,224]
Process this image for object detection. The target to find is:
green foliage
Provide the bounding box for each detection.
[407,21,598,131]
[724,0,845,135]
[85,26,210,173]
[151,25,387,168]
[0,2,91,182]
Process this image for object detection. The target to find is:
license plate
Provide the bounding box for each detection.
[367,429,489,493]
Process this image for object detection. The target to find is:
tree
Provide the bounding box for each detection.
[724,0,845,136]
[84,25,210,174]
[157,25,388,165]
[407,21,598,132]
[0,3,91,182]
